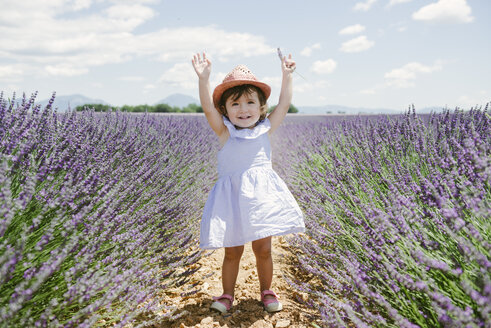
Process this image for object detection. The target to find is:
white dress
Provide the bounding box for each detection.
[200,117,305,249]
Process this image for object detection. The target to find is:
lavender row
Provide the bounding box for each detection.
[273,108,490,327]
[0,92,216,327]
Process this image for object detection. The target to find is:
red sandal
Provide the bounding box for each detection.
[261,290,283,312]
[210,294,234,313]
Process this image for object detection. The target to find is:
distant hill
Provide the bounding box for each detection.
[37,94,108,112]
[155,93,199,107]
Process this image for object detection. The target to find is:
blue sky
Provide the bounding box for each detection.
[1,0,489,111]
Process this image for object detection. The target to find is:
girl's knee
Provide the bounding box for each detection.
[252,237,272,258]
[224,245,244,261]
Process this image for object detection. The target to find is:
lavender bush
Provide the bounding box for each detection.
[0,92,216,327]
[273,108,490,327]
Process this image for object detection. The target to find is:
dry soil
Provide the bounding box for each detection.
[155,235,322,328]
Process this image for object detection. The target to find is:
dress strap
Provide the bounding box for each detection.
[223,116,271,139]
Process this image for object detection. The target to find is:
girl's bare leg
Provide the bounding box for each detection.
[219,245,244,306]
[251,236,275,301]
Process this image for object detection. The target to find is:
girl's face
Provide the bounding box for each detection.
[225,91,261,129]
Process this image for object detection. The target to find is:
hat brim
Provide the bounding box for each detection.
[212,80,271,109]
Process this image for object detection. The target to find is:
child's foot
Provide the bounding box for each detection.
[261,290,283,313]
[210,294,234,313]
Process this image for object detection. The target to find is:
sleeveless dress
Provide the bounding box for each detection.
[200,117,305,249]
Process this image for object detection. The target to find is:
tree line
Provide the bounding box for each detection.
[75,103,203,113]
[75,103,299,113]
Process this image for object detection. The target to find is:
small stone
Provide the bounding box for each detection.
[275,319,291,328]
[201,317,213,325]
[250,319,273,328]
[202,282,210,290]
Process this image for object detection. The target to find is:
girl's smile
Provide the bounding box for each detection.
[225,92,261,129]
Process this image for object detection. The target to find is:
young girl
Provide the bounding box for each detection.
[191,52,305,314]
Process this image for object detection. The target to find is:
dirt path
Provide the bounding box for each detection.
[157,235,321,328]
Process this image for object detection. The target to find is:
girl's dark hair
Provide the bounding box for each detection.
[218,84,268,121]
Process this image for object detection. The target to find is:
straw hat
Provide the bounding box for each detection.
[212,65,271,108]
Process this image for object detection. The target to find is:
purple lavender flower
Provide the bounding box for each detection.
[0,93,216,325]
[272,107,490,327]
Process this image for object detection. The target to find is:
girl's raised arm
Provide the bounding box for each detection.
[192,52,226,137]
[267,54,296,134]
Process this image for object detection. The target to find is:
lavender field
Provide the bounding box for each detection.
[0,93,217,327]
[273,108,490,327]
[1,92,490,328]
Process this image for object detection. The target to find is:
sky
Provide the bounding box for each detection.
[1,0,490,111]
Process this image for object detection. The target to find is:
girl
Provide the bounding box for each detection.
[191,52,305,314]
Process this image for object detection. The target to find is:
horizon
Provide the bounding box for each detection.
[1,0,490,111]
[27,92,465,115]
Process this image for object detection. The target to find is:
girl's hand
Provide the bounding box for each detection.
[192,52,212,80]
[281,53,296,75]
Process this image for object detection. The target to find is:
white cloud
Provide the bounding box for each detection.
[340,36,374,53]
[300,43,321,57]
[354,0,378,11]
[104,4,156,29]
[0,1,273,81]
[385,61,443,88]
[210,72,227,89]
[71,0,92,11]
[388,0,413,6]
[311,59,337,75]
[45,64,89,76]
[159,63,197,90]
[295,80,330,93]
[261,76,282,89]
[142,84,156,94]
[412,0,474,24]
[339,24,366,35]
[150,27,272,62]
[256,77,330,104]
[0,65,24,82]
[261,76,331,100]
